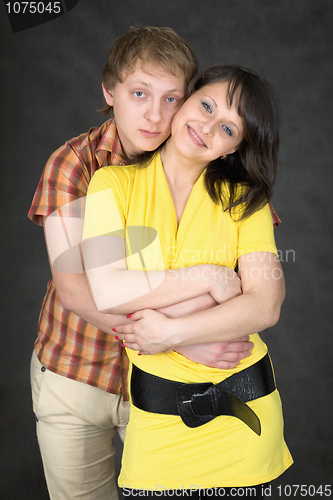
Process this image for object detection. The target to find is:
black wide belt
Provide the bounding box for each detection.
[130,353,275,436]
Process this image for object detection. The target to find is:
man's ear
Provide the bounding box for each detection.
[102,84,114,107]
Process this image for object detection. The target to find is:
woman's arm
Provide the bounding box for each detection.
[113,252,285,354]
[157,294,253,368]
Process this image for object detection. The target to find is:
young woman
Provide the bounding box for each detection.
[82,65,293,499]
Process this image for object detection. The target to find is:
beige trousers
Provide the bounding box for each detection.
[30,350,130,500]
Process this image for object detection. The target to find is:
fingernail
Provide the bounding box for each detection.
[138,353,142,356]
[127,314,132,319]
[121,343,126,347]
[115,336,119,340]
[112,328,117,332]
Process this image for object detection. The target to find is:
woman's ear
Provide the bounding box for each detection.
[225,141,243,157]
[102,84,114,107]
[224,148,236,158]
[227,143,242,156]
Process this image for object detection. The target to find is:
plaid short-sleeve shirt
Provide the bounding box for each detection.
[28,118,129,398]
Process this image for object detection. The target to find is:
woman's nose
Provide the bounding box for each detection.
[200,118,216,135]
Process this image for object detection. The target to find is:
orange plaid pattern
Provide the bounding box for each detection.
[28,119,129,398]
[270,204,281,228]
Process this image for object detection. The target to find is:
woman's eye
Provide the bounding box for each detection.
[134,91,144,97]
[222,125,233,137]
[202,101,212,113]
[166,97,176,103]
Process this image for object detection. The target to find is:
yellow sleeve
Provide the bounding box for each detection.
[82,167,126,240]
[237,203,278,258]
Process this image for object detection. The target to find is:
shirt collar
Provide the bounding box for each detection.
[96,118,127,166]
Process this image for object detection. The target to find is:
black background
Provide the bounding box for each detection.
[1,1,332,499]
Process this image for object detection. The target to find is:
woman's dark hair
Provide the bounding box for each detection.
[187,64,280,220]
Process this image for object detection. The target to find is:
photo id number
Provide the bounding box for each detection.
[5,2,62,14]
[277,484,332,497]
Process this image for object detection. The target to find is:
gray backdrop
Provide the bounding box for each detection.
[1,1,332,499]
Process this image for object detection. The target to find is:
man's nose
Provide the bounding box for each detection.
[145,100,162,123]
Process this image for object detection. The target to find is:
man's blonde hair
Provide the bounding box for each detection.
[101,26,198,114]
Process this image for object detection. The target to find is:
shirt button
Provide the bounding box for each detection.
[41,366,46,372]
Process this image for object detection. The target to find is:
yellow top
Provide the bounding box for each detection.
[84,153,293,488]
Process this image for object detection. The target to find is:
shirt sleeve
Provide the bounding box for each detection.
[28,141,90,226]
[83,167,126,240]
[236,203,278,259]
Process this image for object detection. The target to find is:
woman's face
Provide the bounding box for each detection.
[170,81,245,165]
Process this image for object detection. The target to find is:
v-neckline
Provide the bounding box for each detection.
[156,153,205,234]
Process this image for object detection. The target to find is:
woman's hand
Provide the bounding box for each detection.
[114,309,175,355]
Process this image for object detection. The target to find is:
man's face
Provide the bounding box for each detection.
[103,61,186,158]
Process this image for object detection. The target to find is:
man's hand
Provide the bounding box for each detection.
[174,338,253,369]
[208,265,242,304]
[156,290,252,368]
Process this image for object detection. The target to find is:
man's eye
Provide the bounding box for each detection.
[134,91,144,97]
[222,125,233,137]
[202,101,212,113]
[166,97,176,103]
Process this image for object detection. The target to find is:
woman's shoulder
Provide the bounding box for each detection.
[88,164,138,193]
[96,164,137,179]
[95,153,159,182]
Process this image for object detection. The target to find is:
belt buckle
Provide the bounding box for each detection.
[177,382,262,435]
[177,382,214,428]
[185,389,216,416]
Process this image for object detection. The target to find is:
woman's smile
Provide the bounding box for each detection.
[186,125,207,148]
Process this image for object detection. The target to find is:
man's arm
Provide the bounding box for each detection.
[51,266,132,333]
[52,254,252,368]
[157,295,253,368]
[43,216,132,332]
[44,215,251,367]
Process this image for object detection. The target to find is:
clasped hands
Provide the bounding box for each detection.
[113,265,254,368]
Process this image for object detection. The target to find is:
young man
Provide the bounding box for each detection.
[28,27,255,500]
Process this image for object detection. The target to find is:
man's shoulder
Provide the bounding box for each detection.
[66,118,114,153]
[44,118,117,176]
